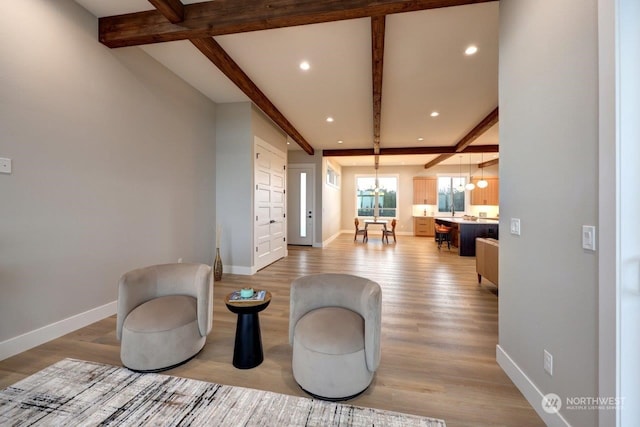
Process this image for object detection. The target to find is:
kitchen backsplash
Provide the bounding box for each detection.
[412,204,499,218]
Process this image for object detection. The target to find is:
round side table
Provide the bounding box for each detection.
[224,290,272,369]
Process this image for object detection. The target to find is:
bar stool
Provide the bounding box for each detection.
[435,224,452,250]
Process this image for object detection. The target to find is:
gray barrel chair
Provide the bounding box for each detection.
[289,273,382,400]
[117,263,213,372]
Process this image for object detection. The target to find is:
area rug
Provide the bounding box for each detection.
[0,359,446,426]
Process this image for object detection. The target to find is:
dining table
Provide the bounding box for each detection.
[364,220,388,241]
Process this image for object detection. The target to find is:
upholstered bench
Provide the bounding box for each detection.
[476,238,499,286]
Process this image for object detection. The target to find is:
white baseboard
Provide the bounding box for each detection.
[0,301,117,361]
[227,265,256,275]
[496,345,571,427]
[320,230,343,247]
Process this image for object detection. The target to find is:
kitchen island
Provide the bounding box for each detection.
[435,217,499,256]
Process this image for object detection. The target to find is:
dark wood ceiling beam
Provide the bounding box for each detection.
[323,144,499,157]
[148,0,184,23]
[478,158,499,168]
[190,37,314,155]
[371,15,385,154]
[424,106,499,168]
[100,0,498,48]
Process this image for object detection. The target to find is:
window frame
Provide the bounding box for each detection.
[354,173,399,219]
[436,173,471,214]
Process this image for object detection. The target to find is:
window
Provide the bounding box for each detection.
[438,176,466,213]
[356,175,398,218]
[326,164,340,188]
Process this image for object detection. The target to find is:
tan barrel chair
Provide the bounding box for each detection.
[117,263,213,372]
[289,273,382,400]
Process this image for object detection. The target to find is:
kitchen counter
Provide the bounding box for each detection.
[435,217,499,256]
[435,217,499,225]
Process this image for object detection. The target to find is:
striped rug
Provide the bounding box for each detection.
[0,359,446,426]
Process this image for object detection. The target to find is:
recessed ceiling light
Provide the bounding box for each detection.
[417,137,424,142]
[326,117,334,123]
[430,111,439,118]
[465,45,478,55]
[299,61,310,71]
[337,140,343,144]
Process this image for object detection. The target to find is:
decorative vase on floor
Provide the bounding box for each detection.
[214,248,223,281]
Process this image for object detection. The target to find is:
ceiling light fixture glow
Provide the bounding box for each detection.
[465,45,478,55]
[465,155,476,191]
[337,140,343,144]
[417,137,424,142]
[299,61,310,71]
[430,111,439,117]
[477,153,488,188]
[326,117,334,123]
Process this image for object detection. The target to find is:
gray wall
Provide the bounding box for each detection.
[215,103,287,272]
[321,159,342,242]
[499,1,598,425]
[215,103,253,270]
[0,1,217,343]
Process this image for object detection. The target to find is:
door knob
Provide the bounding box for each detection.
[269,219,276,224]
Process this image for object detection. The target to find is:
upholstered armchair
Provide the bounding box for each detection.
[289,273,382,400]
[117,263,213,372]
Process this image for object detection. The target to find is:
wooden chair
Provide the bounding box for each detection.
[354,218,368,242]
[382,219,397,243]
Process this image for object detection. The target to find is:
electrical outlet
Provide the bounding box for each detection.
[0,157,11,174]
[510,218,521,235]
[544,349,553,376]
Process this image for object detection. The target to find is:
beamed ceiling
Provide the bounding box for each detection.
[74,0,500,168]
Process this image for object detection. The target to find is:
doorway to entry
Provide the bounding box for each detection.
[287,164,315,246]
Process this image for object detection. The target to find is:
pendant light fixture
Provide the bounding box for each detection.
[457,155,465,191]
[477,153,488,188]
[465,155,475,191]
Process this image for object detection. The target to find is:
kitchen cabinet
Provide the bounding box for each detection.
[470,177,499,205]
[413,177,437,205]
[414,216,435,237]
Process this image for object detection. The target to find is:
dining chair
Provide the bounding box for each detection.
[354,218,368,242]
[382,219,397,243]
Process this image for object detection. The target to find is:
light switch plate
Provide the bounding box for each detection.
[582,225,596,251]
[510,218,521,235]
[0,158,11,174]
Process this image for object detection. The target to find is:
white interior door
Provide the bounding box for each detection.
[254,139,286,270]
[287,165,314,246]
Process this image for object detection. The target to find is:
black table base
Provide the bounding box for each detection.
[233,312,264,369]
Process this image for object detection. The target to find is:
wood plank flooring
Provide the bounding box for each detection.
[0,234,543,427]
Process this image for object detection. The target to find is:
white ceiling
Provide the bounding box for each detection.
[74,0,499,167]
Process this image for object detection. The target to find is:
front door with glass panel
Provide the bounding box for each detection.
[287,165,314,246]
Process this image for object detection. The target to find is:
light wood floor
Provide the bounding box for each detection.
[0,234,543,427]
